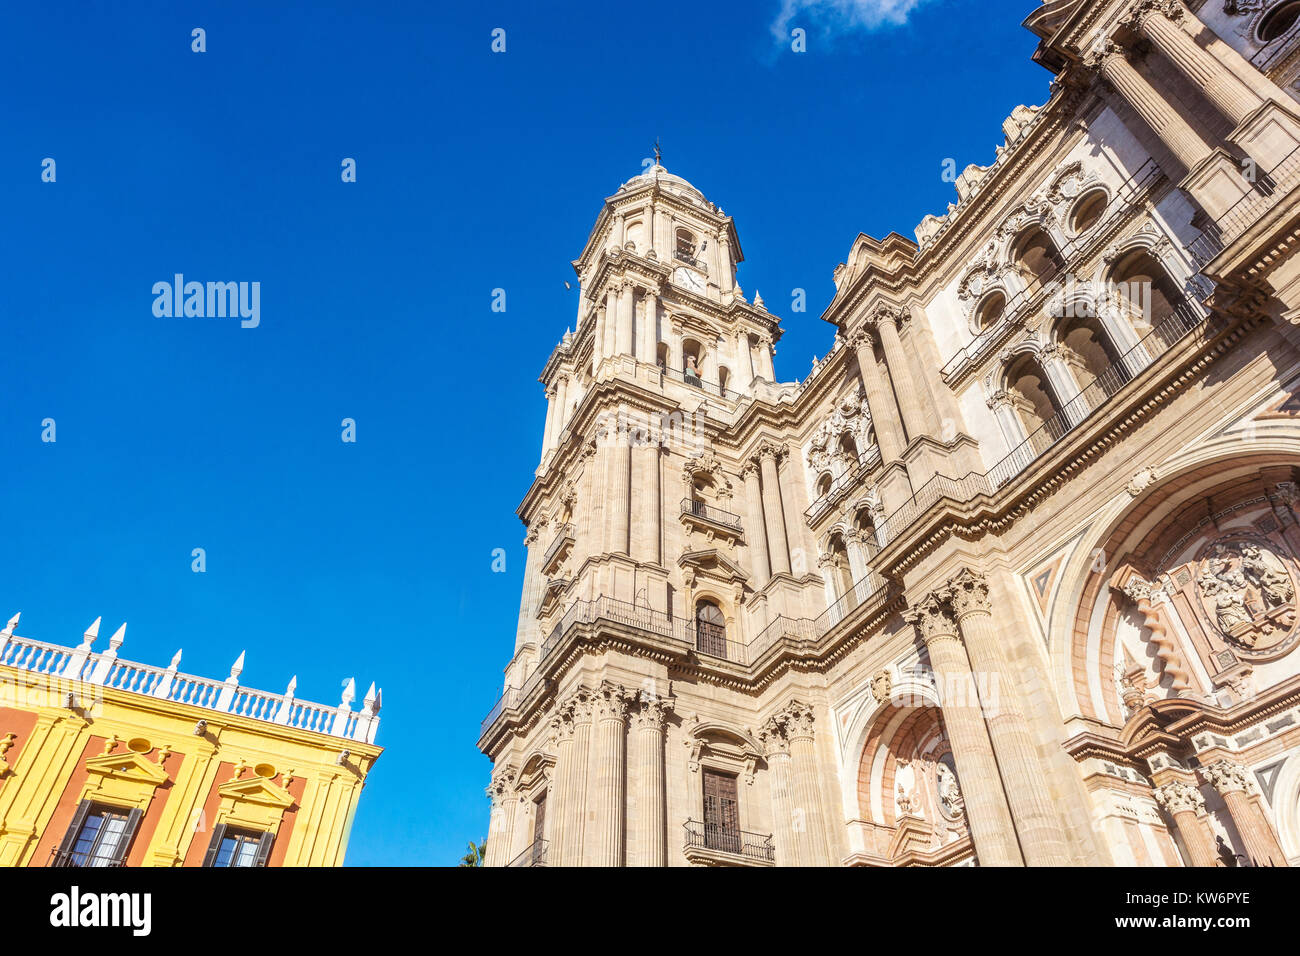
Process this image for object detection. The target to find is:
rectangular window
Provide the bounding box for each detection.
[702,769,740,854]
[202,824,274,868]
[53,802,142,867]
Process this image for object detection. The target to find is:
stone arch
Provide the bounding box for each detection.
[1047,439,1300,726]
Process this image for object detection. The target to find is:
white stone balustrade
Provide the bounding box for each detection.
[0,611,380,744]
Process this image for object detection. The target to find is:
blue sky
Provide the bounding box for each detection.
[0,0,1048,865]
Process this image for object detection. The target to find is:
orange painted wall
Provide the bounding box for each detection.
[0,707,39,795]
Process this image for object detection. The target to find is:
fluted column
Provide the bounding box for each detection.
[1203,760,1288,866]
[641,287,659,363]
[848,328,905,461]
[870,306,930,442]
[593,305,606,374]
[603,417,631,555]
[758,444,791,575]
[765,700,830,865]
[514,523,546,653]
[604,288,619,359]
[1133,1,1260,127]
[948,569,1070,865]
[616,282,635,356]
[743,462,772,585]
[1090,40,1213,173]
[635,440,662,565]
[905,591,1023,865]
[758,718,799,866]
[1153,780,1217,867]
[485,767,519,867]
[546,713,574,866]
[589,682,632,866]
[631,692,672,866]
[541,386,558,453]
[564,686,595,868]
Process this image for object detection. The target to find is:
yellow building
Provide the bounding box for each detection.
[0,612,381,867]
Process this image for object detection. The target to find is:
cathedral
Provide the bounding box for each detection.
[478,0,1300,866]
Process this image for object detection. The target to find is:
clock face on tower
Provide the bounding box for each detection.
[672,267,706,294]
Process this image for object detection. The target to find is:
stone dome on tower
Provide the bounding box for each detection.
[617,163,708,206]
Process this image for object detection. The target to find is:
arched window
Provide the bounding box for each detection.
[838,433,859,460]
[695,600,727,657]
[976,291,1007,331]
[656,342,670,371]
[1069,189,1107,234]
[682,339,704,384]
[854,508,880,558]
[827,533,855,599]
[1260,0,1300,42]
[817,473,834,498]
[676,229,699,265]
[1006,353,1066,449]
[1012,227,1065,288]
[1109,249,1184,333]
[1055,314,1127,398]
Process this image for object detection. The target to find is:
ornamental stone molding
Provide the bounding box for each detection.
[1153,780,1206,816]
[630,691,674,730]
[682,451,734,499]
[948,568,993,619]
[904,591,960,646]
[759,699,816,754]
[846,326,876,352]
[806,387,874,473]
[591,682,635,722]
[1126,465,1160,497]
[754,440,788,466]
[1203,760,1251,796]
[486,765,518,802]
[870,668,894,704]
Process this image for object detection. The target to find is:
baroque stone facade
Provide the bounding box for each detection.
[479,0,1300,866]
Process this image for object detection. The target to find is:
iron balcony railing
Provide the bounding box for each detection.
[661,364,745,402]
[674,249,702,269]
[508,839,549,867]
[683,820,774,863]
[680,497,743,531]
[1188,144,1300,267]
[49,848,126,868]
[804,446,884,524]
[480,574,894,739]
[941,159,1162,381]
[881,299,1209,545]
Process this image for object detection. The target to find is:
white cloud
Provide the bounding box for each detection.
[771,0,933,41]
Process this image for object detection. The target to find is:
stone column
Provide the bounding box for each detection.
[589,683,632,866]
[593,305,606,374]
[743,462,772,585]
[738,330,756,388]
[1203,760,1289,866]
[758,444,791,575]
[1153,780,1217,867]
[758,719,799,866]
[554,375,570,435]
[563,690,593,866]
[616,283,635,357]
[485,768,519,867]
[905,591,1023,865]
[718,231,734,293]
[514,523,545,653]
[948,569,1071,866]
[547,711,574,866]
[641,287,658,363]
[631,692,672,866]
[778,452,812,577]
[1091,41,1213,173]
[870,306,931,442]
[604,288,619,359]
[634,440,662,565]
[766,700,831,866]
[756,334,776,380]
[541,386,558,454]
[987,391,1026,451]
[606,419,631,555]
[848,328,905,461]
[1133,1,1259,127]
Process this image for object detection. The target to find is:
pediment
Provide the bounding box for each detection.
[217,774,295,809]
[84,751,171,787]
[678,549,749,585]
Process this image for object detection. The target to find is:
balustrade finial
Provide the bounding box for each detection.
[2,612,18,635]
[108,622,126,650]
[82,616,101,646]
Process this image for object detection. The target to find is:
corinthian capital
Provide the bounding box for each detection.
[1203,760,1251,796]
[1083,37,1127,72]
[948,568,992,619]
[487,765,518,802]
[759,699,816,752]
[755,440,787,465]
[592,681,635,721]
[631,690,674,730]
[846,326,876,352]
[1153,779,1206,816]
[904,591,959,645]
